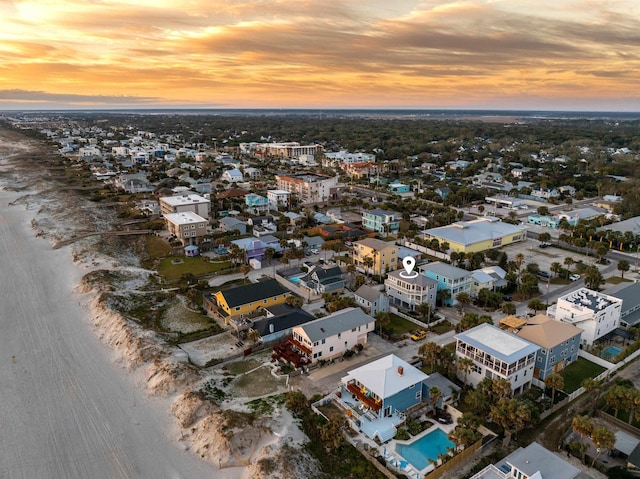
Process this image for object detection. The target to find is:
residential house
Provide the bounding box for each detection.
[249,304,315,344]
[230,237,268,262]
[243,167,261,180]
[275,173,340,205]
[352,238,398,277]
[204,278,291,326]
[298,265,345,294]
[219,216,247,235]
[470,442,579,479]
[434,187,451,200]
[247,215,277,237]
[362,209,400,235]
[245,193,269,215]
[502,314,582,381]
[423,372,461,407]
[343,161,379,179]
[290,308,375,363]
[422,217,528,254]
[420,262,471,307]
[354,285,389,318]
[267,189,291,210]
[159,193,210,220]
[547,287,622,346]
[559,185,576,197]
[455,323,540,394]
[604,282,640,327]
[336,354,430,442]
[388,181,410,194]
[385,269,437,312]
[531,187,559,199]
[221,168,244,183]
[112,173,154,194]
[470,266,508,297]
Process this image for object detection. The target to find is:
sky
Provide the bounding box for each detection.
[1,0,640,111]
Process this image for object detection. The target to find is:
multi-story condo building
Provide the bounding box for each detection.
[245,193,269,214]
[159,194,210,220]
[547,287,622,347]
[420,262,471,307]
[385,269,437,312]
[267,189,291,210]
[352,238,398,277]
[362,209,400,235]
[255,142,320,159]
[164,212,208,246]
[454,323,540,395]
[275,173,339,205]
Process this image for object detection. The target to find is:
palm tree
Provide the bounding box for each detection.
[239,264,251,283]
[419,342,440,373]
[527,298,545,313]
[416,302,432,326]
[618,260,630,279]
[502,302,516,315]
[374,311,391,337]
[362,255,374,279]
[491,378,512,399]
[584,265,604,291]
[456,292,472,312]
[429,386,442,411]
[581,378,602,414]
[604,385,628,418]
[550,262,562,278]
[572,415,594,462]
[544,373,564,405]
[590,426,616,467]
[625,388,640,425]
[457,357,474,388]
[264,246,276,265]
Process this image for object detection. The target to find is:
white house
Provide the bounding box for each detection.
[384,269,437,312]
[159,193,211,220]
[221,168,244,183]
[547,287,622,346]
[454,323,540,395]
[267,189,291,210]
[290,308,374,362]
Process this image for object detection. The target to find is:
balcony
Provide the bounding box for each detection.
[346,382,382,412]
[288,336,312,356]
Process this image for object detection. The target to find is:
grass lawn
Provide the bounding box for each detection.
[559,357,606,393]
[550,277,570,285]
[606,276,632,284]
[384,314,418,335]
[157,256,233,282]
[430,319,453,335]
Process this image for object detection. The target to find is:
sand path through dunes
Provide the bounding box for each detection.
[0,185,225,479]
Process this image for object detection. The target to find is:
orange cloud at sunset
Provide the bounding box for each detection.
[1,0,640,110]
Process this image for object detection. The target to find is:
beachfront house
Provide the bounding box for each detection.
[335,354,430,442]
[454,323,539,395]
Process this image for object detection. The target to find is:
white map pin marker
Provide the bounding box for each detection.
[400,256,418,278]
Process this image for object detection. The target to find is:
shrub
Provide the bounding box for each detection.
[395,428,410,440]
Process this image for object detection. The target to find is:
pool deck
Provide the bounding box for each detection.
[392,422,456,476]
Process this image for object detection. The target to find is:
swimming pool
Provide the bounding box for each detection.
[601,345,622,361]
[288,273,305,283]
[396,428,454,471]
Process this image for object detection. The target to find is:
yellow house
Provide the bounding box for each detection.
[352,237,398,276]
[423,217,528,254]
[205,279,291,324]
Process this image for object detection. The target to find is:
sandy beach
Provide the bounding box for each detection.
[0,147,224,478]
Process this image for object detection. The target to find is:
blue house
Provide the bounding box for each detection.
[230,237,267,262]
[420,261,471,306]
[245,193,269,214]
[512,314,582,381]
[338,354,429,442]
[388,181,410,194]
[362,208,400,235]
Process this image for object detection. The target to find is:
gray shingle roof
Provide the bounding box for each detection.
[421,261,470,280]
[219,279,290,308]
[300,307,374,342]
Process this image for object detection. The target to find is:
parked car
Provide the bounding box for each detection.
[410,330,427,341]
[569,274,581,281]
[538,242,551,248]
[503,295,513,301]
[310,249,320,255]
[537,271,551,279]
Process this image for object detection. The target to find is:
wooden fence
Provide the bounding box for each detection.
[425,439,483,479]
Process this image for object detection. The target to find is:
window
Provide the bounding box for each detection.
[235,306,241,311]
[329,346,334,352]
[409,384,415,389]
[321,339,326,344]
[550,356,555,364]
[313,341,319,347]
[416,390,422,400]
[338,333,341,339]
[352,328,356,332]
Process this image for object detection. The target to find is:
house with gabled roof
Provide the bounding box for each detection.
[420,261,471,306]
[336,354,430,442]
[471,442,579,479]
[354,285,389,317]
[204,278,291,325]
[298,265,345,294]
[290,308,374,363]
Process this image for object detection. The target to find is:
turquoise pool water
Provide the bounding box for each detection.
[396,428,454,470]
[601,345,622,361]
[289,273,305,283]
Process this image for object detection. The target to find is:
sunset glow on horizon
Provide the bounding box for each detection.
[2,0,640,111]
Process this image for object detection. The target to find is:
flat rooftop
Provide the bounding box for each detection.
[160,194,209,205]
[455,323,539,364]
[560,287,619,311]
